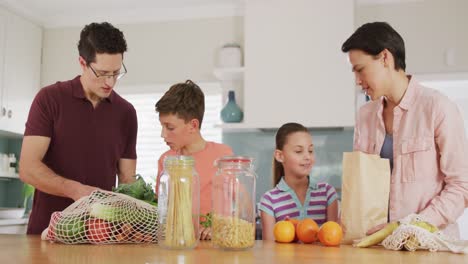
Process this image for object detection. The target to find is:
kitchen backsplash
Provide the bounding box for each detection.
[222,128,354,203]
[0,129,354,209]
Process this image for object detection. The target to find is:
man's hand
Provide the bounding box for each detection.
[69,183,100,201]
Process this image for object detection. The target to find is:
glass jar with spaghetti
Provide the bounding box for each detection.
[212,156,257,250]
[157,155,200,249]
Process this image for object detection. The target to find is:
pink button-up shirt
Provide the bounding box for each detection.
[353,76,468,238]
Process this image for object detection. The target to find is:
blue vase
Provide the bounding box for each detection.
[221,90,243,123]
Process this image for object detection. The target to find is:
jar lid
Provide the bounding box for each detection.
[164,155,194,166]
[215,156,254,167]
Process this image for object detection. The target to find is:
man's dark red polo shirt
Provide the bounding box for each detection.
[24,76,137,234]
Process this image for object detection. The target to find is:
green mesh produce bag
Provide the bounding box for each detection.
[41,190,159,244]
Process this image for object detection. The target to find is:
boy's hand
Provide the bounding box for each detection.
[200,212,212,228]
[199,227,212,240]
[199,212,212,240]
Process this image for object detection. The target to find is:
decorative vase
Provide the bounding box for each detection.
[221,90,243,123]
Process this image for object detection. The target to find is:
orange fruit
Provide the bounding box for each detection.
[273,220,295,243]
[286,218,300,241]
[296,218,319,243]
[318,221,343,246]
[287,218,300,227]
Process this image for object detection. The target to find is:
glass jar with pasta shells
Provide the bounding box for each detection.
[212,156,257,250]
[157,155,200,249]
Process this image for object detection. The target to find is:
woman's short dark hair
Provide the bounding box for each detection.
[342,22,406,71]
[78,22,127,64]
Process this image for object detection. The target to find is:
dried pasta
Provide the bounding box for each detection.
[163,165,197,248]
[212,214,255,249]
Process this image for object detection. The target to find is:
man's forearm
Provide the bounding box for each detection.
[117,158,137,184]
[118,172,136,184]
[19,160,82,200]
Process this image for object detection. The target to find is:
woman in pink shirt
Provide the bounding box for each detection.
[341,22,468,238]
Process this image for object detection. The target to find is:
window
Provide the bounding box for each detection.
[120,82,223,187]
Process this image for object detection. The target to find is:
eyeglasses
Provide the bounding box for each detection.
[88,63,127,80]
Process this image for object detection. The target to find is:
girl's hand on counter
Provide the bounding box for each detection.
[199,227,212,240]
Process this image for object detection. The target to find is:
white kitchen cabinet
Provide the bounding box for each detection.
[244,0,355,128]
[0,7,42,135]
[0,9,6,130]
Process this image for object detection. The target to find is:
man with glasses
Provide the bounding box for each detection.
[19,22,138,234]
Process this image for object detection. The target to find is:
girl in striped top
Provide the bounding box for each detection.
[259,123,339,241]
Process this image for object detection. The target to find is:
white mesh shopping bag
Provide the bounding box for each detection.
[382,214,468,254]
[41,190,159,244]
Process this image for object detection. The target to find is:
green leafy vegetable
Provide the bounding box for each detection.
[22,183,35,209]
[200,212,212,228]
[89,202,158,224]
[113,174,157,206]
[89,203,124,222]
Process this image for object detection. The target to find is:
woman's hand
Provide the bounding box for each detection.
[366,223,387,235]
[199,227,212,240]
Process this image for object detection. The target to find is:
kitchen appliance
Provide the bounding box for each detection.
[0,207,25,219]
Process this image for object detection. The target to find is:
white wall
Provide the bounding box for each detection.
[41,0,468,88]
[41,17,243,88]
[356,0,468,74]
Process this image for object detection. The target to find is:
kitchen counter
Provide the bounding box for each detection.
[0,235,466,263]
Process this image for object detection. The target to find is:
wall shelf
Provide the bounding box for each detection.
[216,122,352,132]
[213,67,244,81]
[215,122,261,132]
[214,67,246,126]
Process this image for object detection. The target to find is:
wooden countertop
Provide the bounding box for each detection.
[0,235,466,263]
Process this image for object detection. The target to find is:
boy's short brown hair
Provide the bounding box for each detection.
[155,80,205,128]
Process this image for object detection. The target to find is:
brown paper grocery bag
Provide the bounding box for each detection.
[340,151,391,244]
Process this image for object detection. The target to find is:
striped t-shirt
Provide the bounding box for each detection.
[259,177,338,225]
